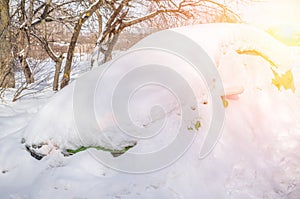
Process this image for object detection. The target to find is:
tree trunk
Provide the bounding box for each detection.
[60,0,103,89]
[60,20,81,89]
[53,54,63,91]
[18,0,34,84]
[0,0,14,88]
[102,32,120,64]
[19,54,34,84]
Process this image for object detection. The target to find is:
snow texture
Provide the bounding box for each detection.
[0,23,300,198]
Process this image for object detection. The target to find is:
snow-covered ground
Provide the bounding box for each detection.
[1,24,300,198]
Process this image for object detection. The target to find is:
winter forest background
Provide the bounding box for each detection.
[0,0,299,100]
[0,0,253,99]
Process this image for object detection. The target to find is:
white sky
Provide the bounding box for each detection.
[241,0,300,28]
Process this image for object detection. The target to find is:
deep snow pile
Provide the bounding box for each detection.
[0,24,300,198]
[22,24,300,154]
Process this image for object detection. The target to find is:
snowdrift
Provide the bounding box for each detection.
[1,23,300,198]
[23,23,300,159]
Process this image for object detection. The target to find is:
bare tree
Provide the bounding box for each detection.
[58,0,242,88]
[10,0,92,91]
[29,0,65,91]
[60,0,104,89]
[1,0,244,92]
[0,0,15,88]
[18,0,35,84]
[91,0,241,68]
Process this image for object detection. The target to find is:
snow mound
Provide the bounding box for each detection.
[23,23,300,158]
[1,23,300,198]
